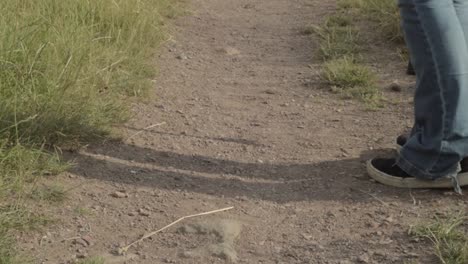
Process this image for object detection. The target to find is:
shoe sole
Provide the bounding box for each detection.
[366,160,468,189]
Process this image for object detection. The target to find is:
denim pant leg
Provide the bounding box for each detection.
[398,0,437,138]
[397,0,468,180]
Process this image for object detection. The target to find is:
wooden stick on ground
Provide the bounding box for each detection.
[117,206,234,255]
[126,122,167,140]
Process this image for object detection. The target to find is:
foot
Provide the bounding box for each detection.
[407,61,416,76]
[396,134,468,173]
[367,157,468,190]
[370,158,411,178]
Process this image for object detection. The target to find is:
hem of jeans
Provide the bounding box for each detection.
[396,154,459,180]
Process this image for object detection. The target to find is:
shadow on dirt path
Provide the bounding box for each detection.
[67,144,445,204]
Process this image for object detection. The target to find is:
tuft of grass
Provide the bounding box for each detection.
[322,57,381,106]
[78,257,105,264]
[323,57,375,88]
[74,207,93,216]
[410,214,468,264]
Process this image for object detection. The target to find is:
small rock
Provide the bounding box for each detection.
[406,252,419,258]
[224,47,241,56]
[74,238,88,247]
[358,253,370,263]
[176,53,188,60]
[81,236,92,247]
[76,253,88,259]
[387,81,402,92]
[378,238,393,245]
[138,209,151,217]
[111,191,128,198]
[179,250,200,259]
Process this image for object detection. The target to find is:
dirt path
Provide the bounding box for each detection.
[21,0,467,263]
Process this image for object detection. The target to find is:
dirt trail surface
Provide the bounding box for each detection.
[20,0,467,263]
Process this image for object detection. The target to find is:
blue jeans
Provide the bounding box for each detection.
[397,0,468,180]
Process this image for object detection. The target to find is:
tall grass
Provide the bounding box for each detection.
[0,0,180,262]
[0,0,179,146]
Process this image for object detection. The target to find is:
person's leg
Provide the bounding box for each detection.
[398,0,468,182]
[395,0,450,178]
[367,0,468,192]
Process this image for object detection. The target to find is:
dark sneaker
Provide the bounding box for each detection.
[396,134,468,173]
[367,157,468,189]
[407,61,416,76]
[396,134,407,150]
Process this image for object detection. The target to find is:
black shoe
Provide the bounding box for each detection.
[367,157,468,189]
[407,61,416,76]
[396,134,408,149]
[370,158,411,178]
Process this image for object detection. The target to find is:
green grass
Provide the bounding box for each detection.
[0,0,181,147]
[410,214,468,264]
[323,57,375,88]
[323,57,381,106]
[0,0,181,262]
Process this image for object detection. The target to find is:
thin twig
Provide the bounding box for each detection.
[409,189,417,206]
[117,206,234,255]
[126,122,166,140]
